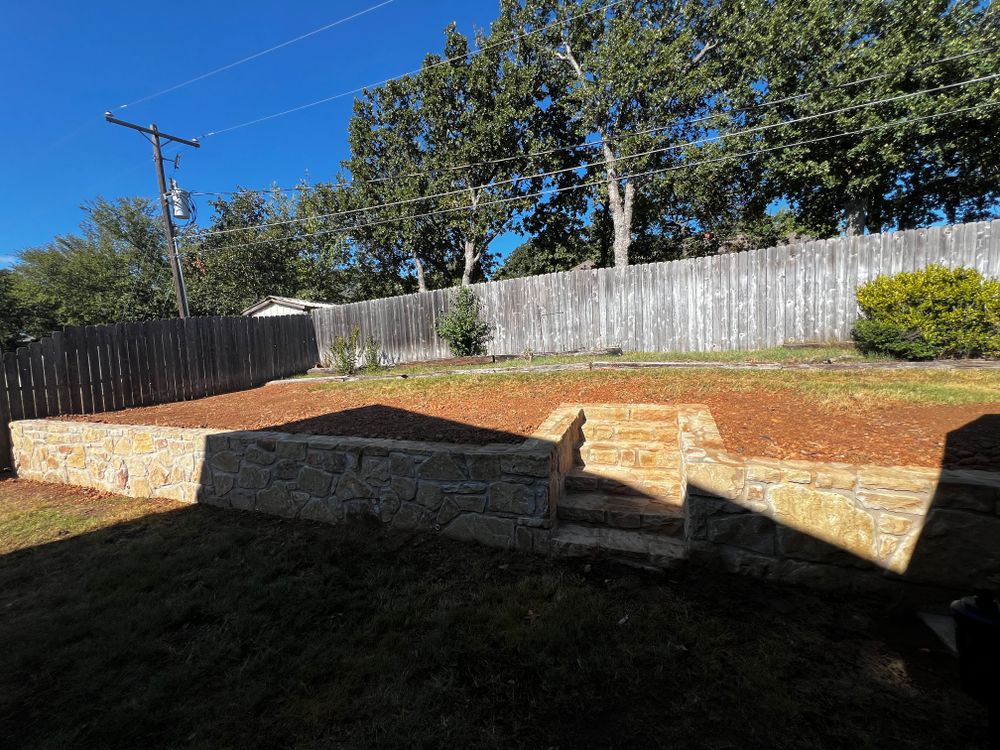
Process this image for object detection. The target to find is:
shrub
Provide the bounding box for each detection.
[360,334,383,373]
[434,287,492,356]
[326,327,361,375]
[852,265,1000,360]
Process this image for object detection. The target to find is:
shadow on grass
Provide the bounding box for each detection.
[0,494,990,749]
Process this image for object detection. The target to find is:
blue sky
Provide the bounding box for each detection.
[0,0,523,266]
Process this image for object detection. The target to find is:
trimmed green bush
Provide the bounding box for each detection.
[435,287,492,356]
[852,265,1000,360]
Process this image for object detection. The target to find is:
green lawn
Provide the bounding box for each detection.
[0,479,988,749]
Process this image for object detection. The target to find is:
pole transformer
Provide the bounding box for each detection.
[104,113,199,319]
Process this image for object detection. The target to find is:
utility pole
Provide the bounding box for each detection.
[104,112,199,319]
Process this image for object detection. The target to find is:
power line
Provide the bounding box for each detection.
[199,0,630,138]
[190,45,997,197]
[187,72,1000,240]
[114,1,396,111]
[182,100,999,254]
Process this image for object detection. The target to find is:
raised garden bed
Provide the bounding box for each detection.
[60,369,1000,470]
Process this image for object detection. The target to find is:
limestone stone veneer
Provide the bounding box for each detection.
[9,408,585,556]
[10,404,1000,594]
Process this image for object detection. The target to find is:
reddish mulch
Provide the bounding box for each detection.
[63,372,1000,471]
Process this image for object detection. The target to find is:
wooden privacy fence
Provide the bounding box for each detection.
[0,314,319,470]
[312,220,1000,363]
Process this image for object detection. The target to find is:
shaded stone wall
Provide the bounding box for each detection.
[677,406,1000,593]
[9,410,586,554]
[11,405,999,594]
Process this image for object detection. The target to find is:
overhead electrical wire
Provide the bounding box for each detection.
[180,99,1000,254]
[186,71,1000,240]
[190,44,997,197]
[113,1,397,111]
[198,0,630,138]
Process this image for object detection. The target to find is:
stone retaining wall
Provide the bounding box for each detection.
[677,406,1000,592]
[10,405,1000,594]
[9,409,585,554]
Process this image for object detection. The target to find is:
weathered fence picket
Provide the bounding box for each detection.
[311,219,1000,363]
[0,315,319,471]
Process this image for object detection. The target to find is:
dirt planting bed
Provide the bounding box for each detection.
[62,369,1000,471]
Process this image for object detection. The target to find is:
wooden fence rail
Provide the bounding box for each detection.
[312,220,1000,363]
[0,314,319,470]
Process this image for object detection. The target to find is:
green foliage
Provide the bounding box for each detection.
[434,287,492,356]
[10,197,176,338]
[735,0,999,235]
[361,334,383,373]
[853,265,1000,359]
[326,327,361,375]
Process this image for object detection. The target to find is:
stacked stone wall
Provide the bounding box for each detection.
[9,411,585,554]
[677,406,1000,592]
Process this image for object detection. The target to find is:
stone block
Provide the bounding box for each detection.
[148,464,169,488]
[500,453,550,478]
[415,482,443,510]
[707,514,776,556]
[300,497,341,524]
[335,470,373,501]
[814,468,856,490]
[67,446,86,469]
[768,484,876,563]
[686,462,746,501]
[228,488,256,511]
[932,482,999,514]
[362,456,390,483]
[276,439,307,460]
[390,476,417,502]
[376,492,402,522]
[747,464,783,484]
[257,483,301,518]
[392,502,434,530]
[237,465,270,490]
[443,513,515,549]
[417,452,467,481]
[857,491,930,514]
[776,525,873,569]
[307,448,348,473]
[467,454,501,481]
[298,466,333,497]
[210,451,240,474]
[130,477,152,498]
[132,432,154,454]
[389,452,416,477]
[877,513,915,536]
[272,459,301,481]
[212,473,235,497]
[436,499,462,526]
[858,468,933,494]
[488,482,533,515]
[245,446,276,466]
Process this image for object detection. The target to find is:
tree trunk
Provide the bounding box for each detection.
[601,141,635,266]
[411,249,427,292]
[461,238,480,286]
[844,197,870,236]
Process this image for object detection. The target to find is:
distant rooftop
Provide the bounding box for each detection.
[241,295,338,316]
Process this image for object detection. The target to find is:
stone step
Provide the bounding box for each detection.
[564,466,683,503]
[550,522,687,568]
[575,440,679,469]
[557,491,684,535]
[580,421,675,443]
